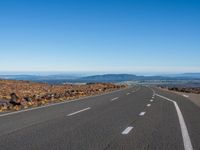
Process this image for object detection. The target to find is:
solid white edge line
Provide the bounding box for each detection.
[111,97,119,101]
[139,112,146,116]
[122,126,133,135]
[67,107,91,116]
[155,94,193,150]
[0,87,131,118]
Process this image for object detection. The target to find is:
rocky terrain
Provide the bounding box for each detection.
[0,80,126,112]
[158,85,200,108]
[158,86,200,94]
[168,87,200,94]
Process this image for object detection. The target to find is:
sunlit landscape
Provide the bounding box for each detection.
[0,0,199,150]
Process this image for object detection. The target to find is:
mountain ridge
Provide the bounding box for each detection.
[0,73,200,84]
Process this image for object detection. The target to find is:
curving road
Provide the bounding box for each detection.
[0,86,200,150]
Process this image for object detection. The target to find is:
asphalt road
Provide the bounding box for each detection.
[0,86,200,150]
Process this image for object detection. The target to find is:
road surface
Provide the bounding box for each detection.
[0,86,200,150]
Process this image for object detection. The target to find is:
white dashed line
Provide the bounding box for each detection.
[126,93,130,95]
[147,104,151,107]
[155,94,193,150]
[139,112,146,116]
[111,97,119,101]
[150,99,154,102]
[122,126,133,135]
[0,88,129,118]
[183,94,189,98]
[67,107,91,116]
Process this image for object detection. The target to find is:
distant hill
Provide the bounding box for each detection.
[76,74,174,82]
[77,74,138,82]
[0,73,200,84]
[77,73,200,82]
[178,73,200,78]
[0,74,80,81]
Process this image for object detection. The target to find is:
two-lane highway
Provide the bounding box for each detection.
[0,86,199,150]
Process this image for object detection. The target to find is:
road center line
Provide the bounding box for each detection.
[67,107,91,116]
[147,104,151,107]
[139,112,146,116]
[111,97,119,101]
[155,94,193,150]
[183,94,189,98]
[122,126,133,135]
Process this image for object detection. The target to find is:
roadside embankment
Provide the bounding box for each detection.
[0,80,127,112]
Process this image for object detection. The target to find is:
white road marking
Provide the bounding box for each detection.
[67,107,91,116]
[155,94,193,150]
[147,104,151,107]
[122,126,133,135]
[0,87,130,118]
[151,88,156,96]
[183,94,189,98]
[126,93,130,95]
[150,99,154,102]
[111,97,119,101]
[139,112,146,116]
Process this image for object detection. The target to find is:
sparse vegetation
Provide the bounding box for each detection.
[158,85,200,94]
[0,80,126,112]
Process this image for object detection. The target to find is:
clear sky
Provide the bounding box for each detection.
[0,0,200,74]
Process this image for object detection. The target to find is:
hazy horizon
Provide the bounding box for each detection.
[0,71,200,77]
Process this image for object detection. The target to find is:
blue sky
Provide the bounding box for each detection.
[0,0,200,74]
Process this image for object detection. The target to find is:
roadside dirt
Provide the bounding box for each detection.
[159,87,200,108]
[0,80,127,112]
